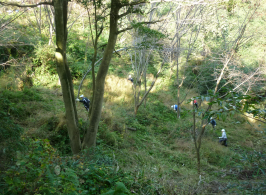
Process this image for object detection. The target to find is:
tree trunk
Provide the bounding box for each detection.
[54,0,81,154]
[196,147,200,174]
[192,99,200,174]
[176,10,181,119]
[82,0,120,149]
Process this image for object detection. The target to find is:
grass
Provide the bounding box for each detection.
[0,56,265,194]
[0,2,265,193]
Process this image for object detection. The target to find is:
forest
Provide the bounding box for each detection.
[0,0,266,195]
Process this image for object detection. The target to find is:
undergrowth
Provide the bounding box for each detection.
[0,2,265,194]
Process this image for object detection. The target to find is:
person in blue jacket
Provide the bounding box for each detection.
[209,117,217,129]
[76,94,90,112]
[171,105,181,118]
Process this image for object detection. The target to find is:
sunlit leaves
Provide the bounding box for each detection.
[189,91,265,122]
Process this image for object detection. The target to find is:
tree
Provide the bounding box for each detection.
[82,0,153,148]
[189,0,262,174]
[126,2,175,115]
[171,1,204,118]
[0,0,82,154]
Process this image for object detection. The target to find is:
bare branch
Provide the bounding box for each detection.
[0,8,29,32]
[77,47,128,98]
[0,1,53,7]
[136,59,165,108]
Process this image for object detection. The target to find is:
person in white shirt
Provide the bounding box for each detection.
[219,129,227,146]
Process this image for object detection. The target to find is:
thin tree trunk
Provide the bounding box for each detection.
[48,19,53,45]
[192,99,200,174]
[82,0,120,149]
[143,51,147,108]
[196,147,200,174]
[176,10,180,119]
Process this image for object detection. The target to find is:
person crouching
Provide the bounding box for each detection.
[209,117,217,129]
[219,129,227,147]
[128,75,133,84]
[76,94,90,112]
[171,105,181,118]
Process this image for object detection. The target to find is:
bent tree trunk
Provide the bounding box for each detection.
[82,0,120,149]
[54,0,81,154]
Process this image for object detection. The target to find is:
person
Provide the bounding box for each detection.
[76,94,90,112]
[193,99,198,108]
[209,117,217,129]
[219,129,227,146]
[171,105,181,118]
[128,75,133,83]
[171,105,181,112]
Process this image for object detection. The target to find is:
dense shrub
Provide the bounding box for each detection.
[32,44,57,75]
[0,89,43,119]
[1,140,136,195]
[0,96,24,171]
[69,62,88,79]
[2,139,84,195]
[1,88,42,103]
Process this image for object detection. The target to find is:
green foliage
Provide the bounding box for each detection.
[72,146,134,195]
[0,88,43,119]
[0,1,265,195]
[1,140,136,195]
[182,58,234,95]
[132,22,165,39]
[225,149,266,194]
[32,44,57,75]
[131,21,166,48]
[78,117,88,140]
[2,139,84,195]
[0,96,25,171]
[227,180,266,195]
[0,45,34,63]
[0,88,43,166]
[67,40,87,61]
[227,0,237,13]
[1,88,42,103]
[69,62,88,79]
[189,91,264,123]
[98,122,122,147]
[202,142,232,167]
[102,182,131,195]
[239,150,266,176]
[47,121,71,155]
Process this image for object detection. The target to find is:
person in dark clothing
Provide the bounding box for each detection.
[76,94,90,112]
[219,129,227,146]
[193,99,198,108]
[209,117,217,129]
[128,75,133,84]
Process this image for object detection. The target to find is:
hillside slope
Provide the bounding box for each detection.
[0,59,265,194]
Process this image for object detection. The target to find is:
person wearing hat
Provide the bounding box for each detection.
[219,129,227,146]
[171,105,181,118]
[128,75,133,84]
[76,94,90,112]
[209,117,217,129]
